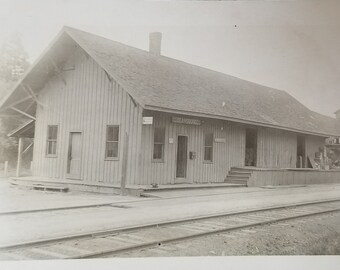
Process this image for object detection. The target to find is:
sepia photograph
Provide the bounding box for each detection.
[0,0,340,269]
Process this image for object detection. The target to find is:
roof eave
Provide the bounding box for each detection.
[144,105,338,138]
[7,119,35,138]
[0,28,70,112]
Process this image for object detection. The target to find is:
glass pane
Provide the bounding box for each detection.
[48,126,57,140]
[204,147,213,161]
[153,144,163,160]
[47,142,52,154]
[106,142,118,158]
[53,126,58,140]
[205,132,213,147]
[48,127,53,139]
[154,127,165,143]
[106,142,113,157]
[107,126,119,142]
[113,127,119,141]
[52,141,57,155]
[107,127,114,142]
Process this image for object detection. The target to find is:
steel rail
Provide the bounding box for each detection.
[1,197,340,254]
[74,206,340,259]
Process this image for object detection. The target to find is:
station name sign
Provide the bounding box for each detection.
[326,137,340,145]
[172,117,201,126]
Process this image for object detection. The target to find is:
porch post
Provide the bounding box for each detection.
[16,137,23,177]
[4,161,8,177]
[120,132,129,195]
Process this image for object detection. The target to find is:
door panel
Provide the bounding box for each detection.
[67,132,82,179]
[297,135,306,168]
[245,128,257,166]
[176,135,188,178]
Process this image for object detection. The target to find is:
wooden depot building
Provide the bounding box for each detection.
[1,26,340,193]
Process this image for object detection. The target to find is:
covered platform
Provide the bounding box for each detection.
[225,166,340,187]
[9,176,245,197]
[6,120,35,177]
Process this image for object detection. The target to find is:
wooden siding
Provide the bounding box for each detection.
[32,46,143,185]
[139,112,246,185]
[256,127,297,168]
[247,168,340,187]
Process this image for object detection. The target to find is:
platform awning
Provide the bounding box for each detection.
[7,120,35,138]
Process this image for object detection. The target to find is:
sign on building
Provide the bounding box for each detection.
[142,117,153,125]
[172,117,201,126]
[214,138,226,143]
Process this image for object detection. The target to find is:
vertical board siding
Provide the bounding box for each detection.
[31,48,328,187]
[32,46,142,185]
[140,112,245,184]
[256,127,297,168]
[248,169,340,187]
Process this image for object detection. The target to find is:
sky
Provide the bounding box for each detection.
[0,0,340,117]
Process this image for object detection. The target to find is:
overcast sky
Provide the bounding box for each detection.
[0,0,339,117]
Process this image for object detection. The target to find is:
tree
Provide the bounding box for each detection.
[0,34,29,83]
[0,34,30,166]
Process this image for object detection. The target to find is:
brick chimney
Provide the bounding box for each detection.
[149,32,162,55]
[335,109,340,120]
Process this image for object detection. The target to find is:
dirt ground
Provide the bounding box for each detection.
[117,212,340,257]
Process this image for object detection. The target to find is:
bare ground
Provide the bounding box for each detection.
[116,212,340,257]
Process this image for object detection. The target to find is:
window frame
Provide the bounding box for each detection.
[105,125,120,160]
[152,126,165,162]
[203,131,214,163]
[46,125,58,157]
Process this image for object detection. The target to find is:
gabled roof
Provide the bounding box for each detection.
[1,26,340,137]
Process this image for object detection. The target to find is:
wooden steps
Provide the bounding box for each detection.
[10,180,69,192]
[225,167,253,185]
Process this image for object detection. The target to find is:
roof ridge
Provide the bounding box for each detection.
[64,26,292,97]
[2,26,339,136]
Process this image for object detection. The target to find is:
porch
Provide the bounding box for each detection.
[225,167,340,187]
[9,176,244,197]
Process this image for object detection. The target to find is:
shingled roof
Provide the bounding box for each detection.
[1,26,340,137]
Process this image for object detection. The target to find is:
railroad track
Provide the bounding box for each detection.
[1,198,340,260]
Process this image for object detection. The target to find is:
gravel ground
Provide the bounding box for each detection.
[116,212,340,257]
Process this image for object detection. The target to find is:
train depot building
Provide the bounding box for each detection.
[1,26,340,193]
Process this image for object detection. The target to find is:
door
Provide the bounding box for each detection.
[67,132,82,179]
[176,135,188,179]
[296,135,306,168]
[245,128,257,166]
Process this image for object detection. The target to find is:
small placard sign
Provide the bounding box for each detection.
[214,138,226,143]
[172,117,201,126]
[142,117,153,125]
[169,138,174,144]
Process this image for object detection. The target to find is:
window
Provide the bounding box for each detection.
[153,127,165,161]
[204,132,213,162]
[106,125,119,159]
[46,125,58,156]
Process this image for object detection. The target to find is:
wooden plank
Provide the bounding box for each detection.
[22,84,45,108]
[4,161,8,177]
[10,106,36,120]
[16,137,23,177]
[120,132,129,195]
[0,96,32,112]
[49,56,67,85]
[308,155,317,169]
[22,142,33,155]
